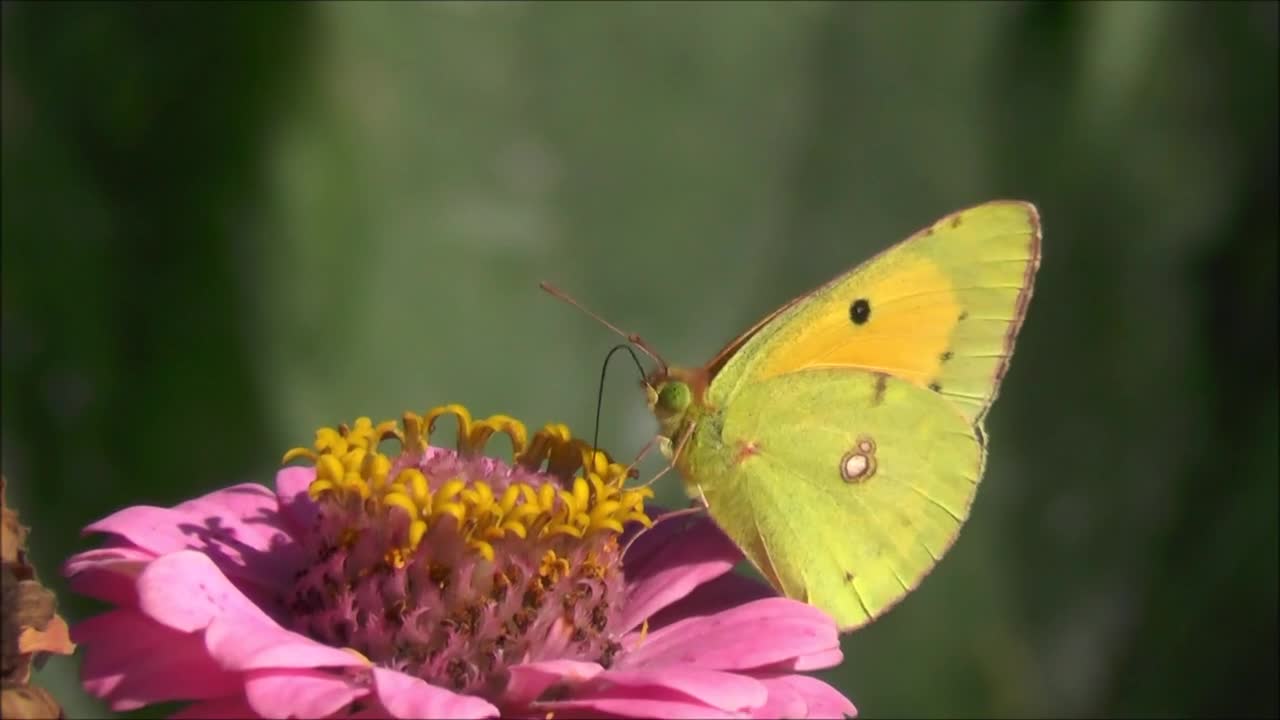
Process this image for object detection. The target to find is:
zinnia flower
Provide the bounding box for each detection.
[64,405,856,718]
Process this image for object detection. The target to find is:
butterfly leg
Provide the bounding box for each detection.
[636,421,696,490]
[620,422,707,560]
[624,434,658,477]
[692,482,710,510]
[620,488,709,561]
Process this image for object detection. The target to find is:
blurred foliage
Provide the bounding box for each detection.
[2,2,1276,718]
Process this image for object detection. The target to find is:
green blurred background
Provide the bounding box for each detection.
[3,2,1276,717]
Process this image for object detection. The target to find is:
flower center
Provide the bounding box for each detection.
[281,405,652,699]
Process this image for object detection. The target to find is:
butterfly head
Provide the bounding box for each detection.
[644,367,701,442]
[649,378,691,415]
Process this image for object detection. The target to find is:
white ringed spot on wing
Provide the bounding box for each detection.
[841,436,878,483]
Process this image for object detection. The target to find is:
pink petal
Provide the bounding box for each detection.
[170,694,259,719]
[136,550,272,633]
[345,707,395,720]
[647,568,777,630]
[767,675,857,719]
[132,550,365,672]
[370,667,499,719]
[749,647,845,675]
[620,598,838,672]
[618,504,672,562]
[173,482,293,538]
[753,675,808,719]
[88,483,271,550]
[244,668,367,719]
[784,648,845,673]
[619,515,744,632]
[64,544,157,572]
[539,693,742,719]
[620,510,716,574]
[75,609,242,711]
[345,707,393,720]
[205,612,370,671]
[83,483,303,590]
[503,660,604,707]
[594,667,767,712]
[64,547,153,607]
[275,466,320,535]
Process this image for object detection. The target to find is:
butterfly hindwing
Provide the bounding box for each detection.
[686,368,983,631]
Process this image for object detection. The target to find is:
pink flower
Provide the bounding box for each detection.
[65,407,856,718]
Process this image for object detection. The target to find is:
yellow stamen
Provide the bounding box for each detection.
[539,550,572,583]
[281,446,315,464]
[468,414,528,459]
[402,412,428,455]
[469,539,495,563]
[517,423,572,469]
[423,404,472,450]
[342,647,374,665]
[409,519,428,550]
[283,405,652,567]
[383,492,418,520]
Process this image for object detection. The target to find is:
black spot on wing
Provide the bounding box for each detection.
[849,298,871,325]
[872,372,888,406]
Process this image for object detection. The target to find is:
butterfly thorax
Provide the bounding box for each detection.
[645,365,715,455]
[646,369,729,501]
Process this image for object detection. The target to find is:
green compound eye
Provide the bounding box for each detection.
[656,382,692,415]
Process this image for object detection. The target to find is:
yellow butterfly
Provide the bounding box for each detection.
[557,200,1040,631]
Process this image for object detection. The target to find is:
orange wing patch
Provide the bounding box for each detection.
[754,256,959,386]
[704,200,1040,425]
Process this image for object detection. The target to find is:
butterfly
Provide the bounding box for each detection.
[551,199,1041,631]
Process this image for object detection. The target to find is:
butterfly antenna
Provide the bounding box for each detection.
[540,282,668,376]
[590,343,651,457]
